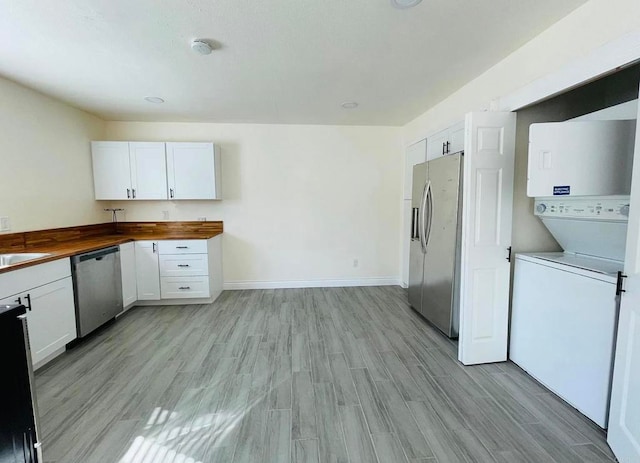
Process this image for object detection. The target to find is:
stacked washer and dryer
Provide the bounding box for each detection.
[510,119,637,429]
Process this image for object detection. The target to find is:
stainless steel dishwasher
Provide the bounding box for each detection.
[71,246,123,337]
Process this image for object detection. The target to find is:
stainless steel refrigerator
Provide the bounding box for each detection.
[408,153,463,338]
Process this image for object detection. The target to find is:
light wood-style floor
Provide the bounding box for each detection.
[36,286,616,463]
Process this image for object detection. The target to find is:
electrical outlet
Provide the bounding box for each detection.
[0,217,10,232]
[197,216,207,222]
[353,259,359,268]
[162,211,170,220]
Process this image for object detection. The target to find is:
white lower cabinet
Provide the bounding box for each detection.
[0,259,76,368]
[133,236,223,304]
[120,242,137,309]
[135,241,161,300]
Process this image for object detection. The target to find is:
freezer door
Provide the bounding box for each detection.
[421,154,462,336]
[408,162,428,310]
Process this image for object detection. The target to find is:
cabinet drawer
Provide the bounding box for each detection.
[159,254,208,277]
[158,240,207,255]
[160,276,210,299]
[0,258,71,300]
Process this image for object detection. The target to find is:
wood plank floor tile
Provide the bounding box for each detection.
[34,287,613,463]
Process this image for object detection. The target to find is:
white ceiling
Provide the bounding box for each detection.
[0,0,587,125]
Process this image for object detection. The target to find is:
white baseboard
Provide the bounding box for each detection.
[223,277,402,290]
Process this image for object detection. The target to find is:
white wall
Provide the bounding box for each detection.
[0,76,105,232]
[103,122,403,288]
[402,0,640,145]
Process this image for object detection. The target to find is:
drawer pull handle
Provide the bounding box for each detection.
[178,286,191,290]
[176,246,189,249]
[177,264,190,267]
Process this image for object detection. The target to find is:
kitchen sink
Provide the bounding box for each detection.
[0,253,51,267]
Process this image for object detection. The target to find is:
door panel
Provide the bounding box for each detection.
[607,89,640,462]
[421,154,462,336]
[91,141,130,200]
[129,142,168,200]
[25,277,76,365]
[166,142,219,200]
[458,111,516,365]
[135,241,160,300]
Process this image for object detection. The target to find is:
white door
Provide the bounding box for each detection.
[607,99,640,462]
[120,242,137,309]
[135,241,160,300]
[426,129,448,161]
[458,111,516,365]
[166,142,221,200]
[24,277,76,365]
[91,141,131,200]
[129,142,168,200]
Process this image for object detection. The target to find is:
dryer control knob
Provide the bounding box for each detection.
[536,203,547,214]
[620,204,630,217]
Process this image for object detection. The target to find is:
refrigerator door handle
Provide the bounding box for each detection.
[420,181,432,253]
[423,181,434,250]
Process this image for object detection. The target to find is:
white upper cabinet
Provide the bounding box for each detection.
[404,140,427,200]
[166,142,222,200]
[129,142,168,200]
[92,141,221,201]
[91,141,131,200]
[426,121,465,161]
[92,141,168,200]
[426,129,448,161]
[448,121,465,154]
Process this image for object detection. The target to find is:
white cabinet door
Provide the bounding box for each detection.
[404,140,427,200]
[129,142,168,200]
[135,241,160,300]
[607,89,640,463]
[426,129,448,161]
[120,242,137,309]
[24,277,76,366]
[448,121,465,154]
[91,141,131,200]
[166,142,221,200]
[458,111,516,365]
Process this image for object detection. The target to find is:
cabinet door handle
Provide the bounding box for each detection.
[176,246,188,249]
[170,188,174,198]
[25,293,32,311]
[446,141,451,153]
[177,264,190,267]
[178,286,191,290]
[442,142,446,155]
[15,296,22,305]
[132,188,136,199]
[152,243,157,253]
[127,188,131,199]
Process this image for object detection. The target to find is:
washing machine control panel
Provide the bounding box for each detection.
[534,196,630,220]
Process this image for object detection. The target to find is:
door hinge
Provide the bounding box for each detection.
[616,271,628,296]
[506,246,512,263]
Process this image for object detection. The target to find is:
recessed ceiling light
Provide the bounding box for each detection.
[144,97,165,104]
[342,102,359,109]
[391,0,422,9]
[191,39,213,55]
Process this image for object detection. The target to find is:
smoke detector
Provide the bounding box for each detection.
[191,39,213,55]
[391,0,422,9]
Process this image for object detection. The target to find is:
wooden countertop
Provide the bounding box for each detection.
[0,221,223,274]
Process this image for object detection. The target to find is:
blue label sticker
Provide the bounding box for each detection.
[553,185,570,196]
